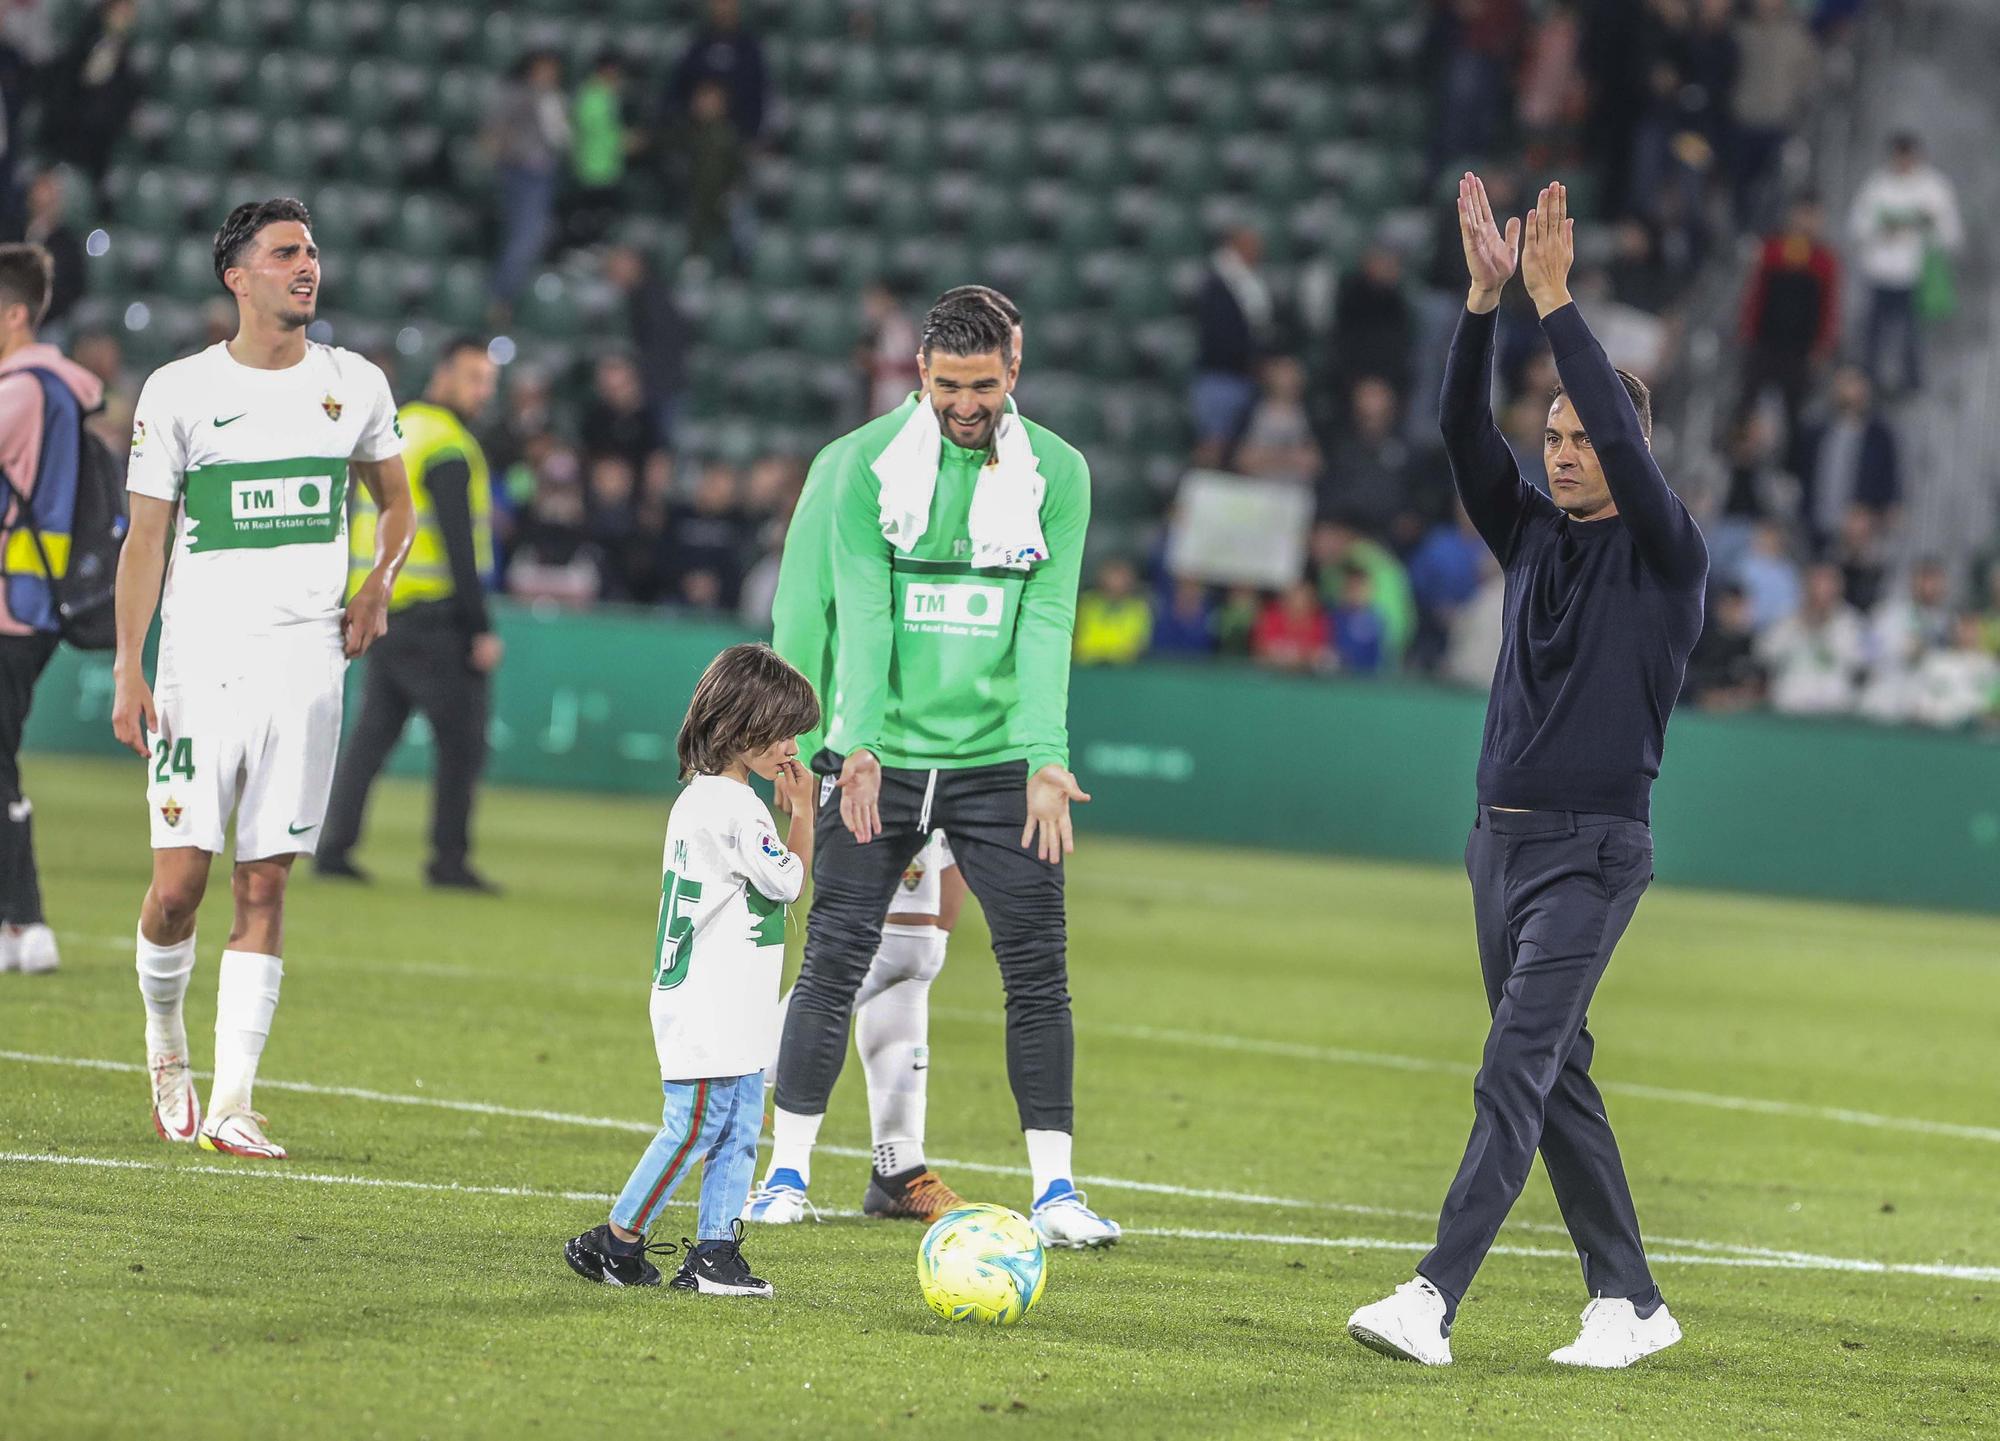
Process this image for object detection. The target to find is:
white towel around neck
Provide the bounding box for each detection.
[872,397,1048,570]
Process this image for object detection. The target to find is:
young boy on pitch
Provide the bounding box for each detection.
[564,643,819,1296]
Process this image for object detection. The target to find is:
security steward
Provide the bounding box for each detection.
[317,336,503,892]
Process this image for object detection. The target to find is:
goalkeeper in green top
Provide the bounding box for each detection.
[748,294,1118,1249]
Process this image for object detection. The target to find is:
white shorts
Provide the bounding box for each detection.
[888,830,955,917]
[146,642,347,861]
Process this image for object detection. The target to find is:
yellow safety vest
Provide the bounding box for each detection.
[349,400,494,611]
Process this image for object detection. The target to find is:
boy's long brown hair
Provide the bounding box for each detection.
[676,643,820,782]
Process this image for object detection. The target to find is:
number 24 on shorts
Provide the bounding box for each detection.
[152,736,196,784]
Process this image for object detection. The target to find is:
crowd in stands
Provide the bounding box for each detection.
[4,0,1994,731]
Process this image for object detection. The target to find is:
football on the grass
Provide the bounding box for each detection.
[917,1204,1047,1326]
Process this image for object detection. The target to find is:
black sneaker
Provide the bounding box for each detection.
[315,854,370,883]
[668,1220,774,1298]
[861,1164,963,1221]
[427,863,501,895]
[563,1224,675,1287]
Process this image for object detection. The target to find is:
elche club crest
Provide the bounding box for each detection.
[321,392,342,421]
[160,797,184,827]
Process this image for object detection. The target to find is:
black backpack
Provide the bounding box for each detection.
[0,368,128,650]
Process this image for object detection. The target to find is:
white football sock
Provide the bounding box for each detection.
[209,950,282,1114]
[859,924,947,1174]
[135,926,196,1057]
[1025,1129,1074,1202]
[767,1106,824,1186]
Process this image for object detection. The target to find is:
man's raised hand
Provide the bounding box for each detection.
[1458,171,1520,314]
[1521,180,1576,318]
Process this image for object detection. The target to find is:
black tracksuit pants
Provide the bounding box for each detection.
[774,753,1074,1133]
[1419,806,1659,1311]
[0,632,58,925]
[319,607,488,872]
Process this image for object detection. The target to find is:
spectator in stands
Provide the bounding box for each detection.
[1709,410,1791,582]
[10,171,82,336]
[1904,614,1998,730]
[1758,561,1865,715]
[665,0,768,144]
[670,79,749,269]
[1859,557,1954,722]
[659,461,751,610]
[1735,518,1803,631]
[1406,506,1486,673]
[69,326,127,457]
[1515,0,1585,170]
[1330,568,1388,675]
[507,482,606,609]
[581,351,656,472]
[601,245,687,450]
[1829,505,1889,614]
[485,50,570,313]
[1308,518,1415,669]
[1325,244,1414,413]
[1422,0,1526,183]
[1441,557,1505,690]
[1149,578,1218,658]
[1849,133,1963,395]
[1215,585,1260,659]
[1191,226,1272,468]
[1073,558,1153,666]
[567,52,632,251]
[1793,364,1899,554]
[584,454,642,602]
[1730,0,1820,228]
[1737,193,1840,447]
[859,280,918,418]
[1235,356,1320,488]
[1606,218,1676,318]
[42,0,138,207]
[1320,379,1414,539]
[1252,580,1331,674]
[1682,584,1764,712]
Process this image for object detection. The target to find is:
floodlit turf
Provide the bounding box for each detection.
[3,754,1997,1439]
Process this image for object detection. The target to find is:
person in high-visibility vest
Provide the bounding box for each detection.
[317,337,502,891]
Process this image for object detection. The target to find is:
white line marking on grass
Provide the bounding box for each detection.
[61,935,2000,1146]
[0,1050,1978,1275]
[929,1009,2000,1146]
[8,1152,1997,1284]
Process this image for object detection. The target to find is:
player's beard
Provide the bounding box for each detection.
[937,403,998,451]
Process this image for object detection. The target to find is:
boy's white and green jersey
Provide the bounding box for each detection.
[770,395,1091,773]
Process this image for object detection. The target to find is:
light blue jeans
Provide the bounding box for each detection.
[610,1073,763,1241]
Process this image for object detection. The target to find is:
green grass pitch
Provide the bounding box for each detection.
[3,754,1997,1438]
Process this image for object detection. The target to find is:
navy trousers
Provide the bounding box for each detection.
[1419,806,1658,1311]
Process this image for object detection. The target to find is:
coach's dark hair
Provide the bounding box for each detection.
[920,296,1015,372]
[436,334,489,366]
[934,283,1022,328]
[212,197,313,288]
[0,243,53,326]
[1550,370,1652,442]
[676,642,820,782]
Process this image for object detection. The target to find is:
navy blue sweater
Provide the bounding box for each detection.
[1441,304,1708,822]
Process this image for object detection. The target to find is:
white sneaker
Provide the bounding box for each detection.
[740,1178,817,1225]
[1030,1185,1121,1249]
[0,923,57,973]
[1549,1297,1682,1368]
[149,1053,201,1142]
[1348,1277,1454,1366]
[198,1107,287,1159]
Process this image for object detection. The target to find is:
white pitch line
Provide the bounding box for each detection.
[7,1152,1996,1284]
[0,1050,1975,1274]
[59,935,2000,1146]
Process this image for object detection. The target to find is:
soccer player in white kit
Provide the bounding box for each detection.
[110,198,415,1159]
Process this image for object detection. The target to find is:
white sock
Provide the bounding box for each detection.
[135,926,196,1057]
[858,977,934,1176]
[1025,1129,1074,1203]
[767,1106,824,1186]
[209,950,283,1114]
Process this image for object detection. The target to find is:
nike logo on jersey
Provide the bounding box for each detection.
[213,413,247,427]
[287,822,316,835]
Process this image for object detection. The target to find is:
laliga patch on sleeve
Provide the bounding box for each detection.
[758,830,786,860]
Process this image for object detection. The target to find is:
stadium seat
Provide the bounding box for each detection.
[165,238,219,301]
[429,262,492,330]
[793,294,854,360]
[118,169,187,235]
[339,251,410,321]
[699,285,770,352]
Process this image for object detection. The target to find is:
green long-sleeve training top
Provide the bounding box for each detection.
[768,395,1092,774]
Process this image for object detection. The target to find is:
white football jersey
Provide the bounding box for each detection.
[126,341,402,684]
[648,774,804,1080]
